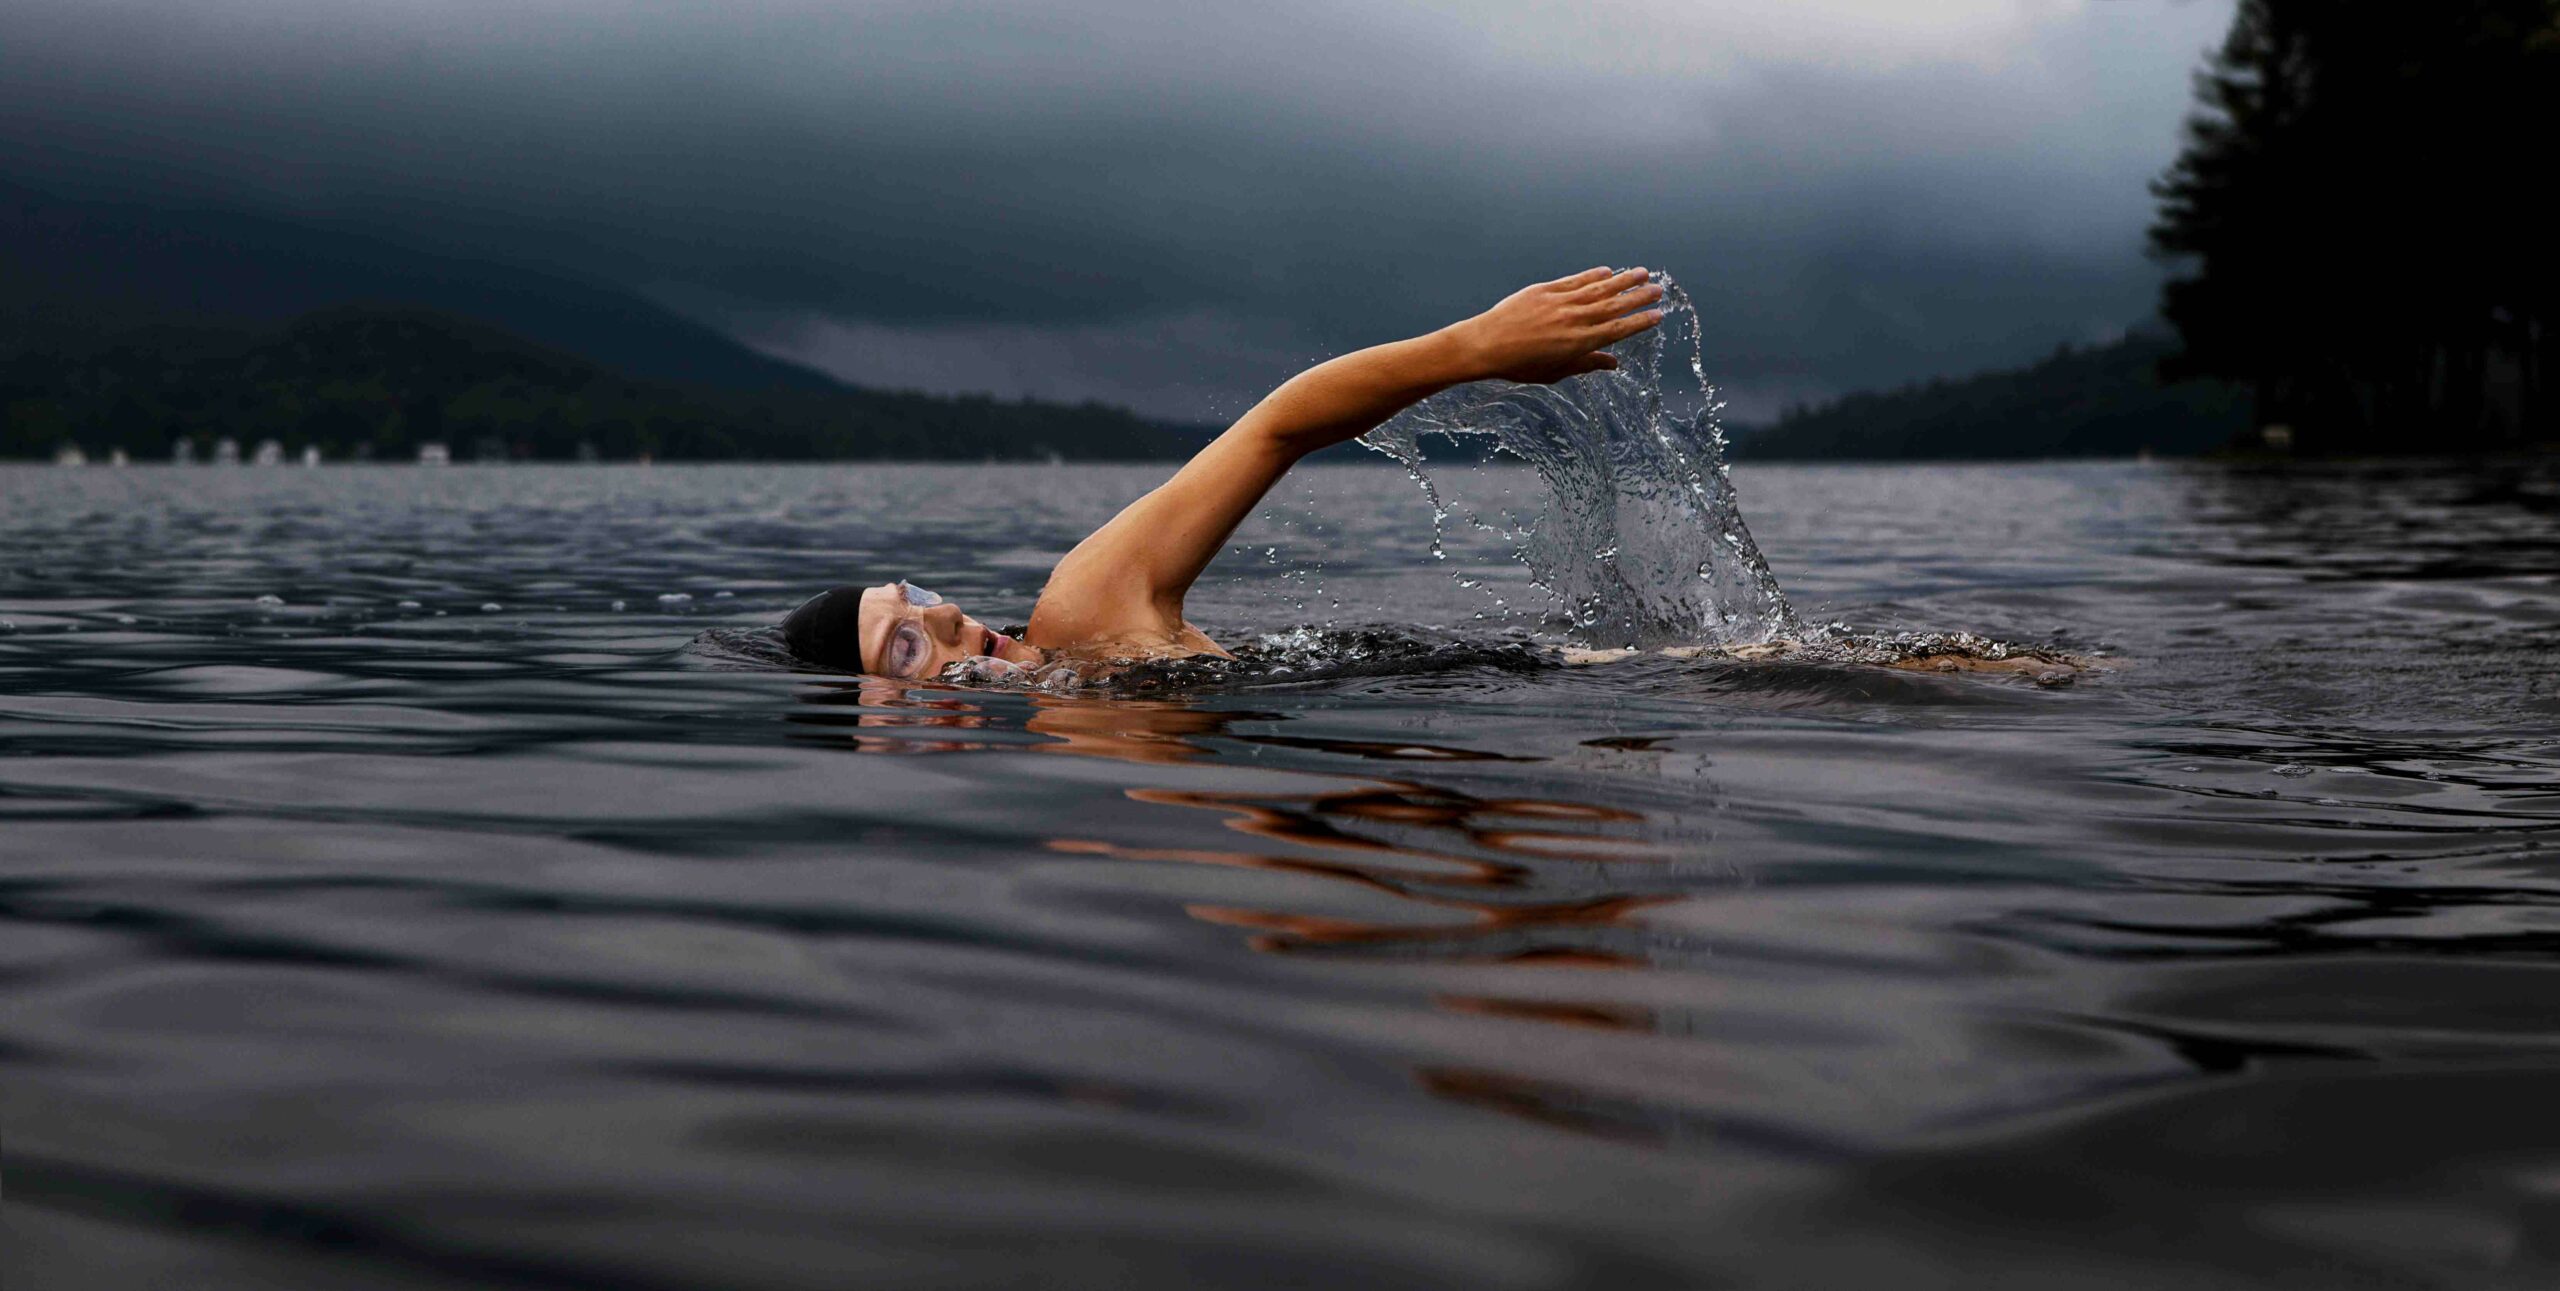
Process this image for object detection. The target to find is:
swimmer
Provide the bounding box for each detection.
[782,266,1668,679]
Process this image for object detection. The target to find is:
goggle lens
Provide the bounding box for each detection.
[885,620,934,677]
[878,582,946,678]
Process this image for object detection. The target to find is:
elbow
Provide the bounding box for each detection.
[1225,415,1320,468]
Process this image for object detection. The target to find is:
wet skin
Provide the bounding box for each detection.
[850,267,1668,679]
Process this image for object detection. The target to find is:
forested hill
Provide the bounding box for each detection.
[5,184,2257,465]
[1,182,1214,461]
[0,306,1212,462]
[1730,332,2250,461]
[0,181,838,393]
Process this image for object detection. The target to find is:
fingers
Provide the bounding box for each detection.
[1575,352,1622,374]
[1578,281,1665,319]
[1569,266,1650,301]
[1593,308,1665,345]
[1550,265,1615,290]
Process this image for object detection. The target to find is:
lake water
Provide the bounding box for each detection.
[4,459,2558,1289]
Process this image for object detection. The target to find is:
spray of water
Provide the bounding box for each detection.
[722,269,2099,689]
[1360,273,1796,649]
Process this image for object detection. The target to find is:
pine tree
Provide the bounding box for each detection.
[2149,0,2559,451]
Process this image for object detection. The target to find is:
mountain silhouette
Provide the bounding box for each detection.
[1733,333,2249,460]
[1,182,1211,461]
[1,181,836,391]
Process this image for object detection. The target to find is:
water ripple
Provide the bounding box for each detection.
[4,459,2558,1287]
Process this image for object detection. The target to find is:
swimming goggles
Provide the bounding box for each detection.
[877,581,945,678]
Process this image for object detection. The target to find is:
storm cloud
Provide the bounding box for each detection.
[0,0,2234,419]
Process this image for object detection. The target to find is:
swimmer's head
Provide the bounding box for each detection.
[781,581,1043,679]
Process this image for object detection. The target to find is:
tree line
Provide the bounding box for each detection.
[1,306,1208,462]
[1739,332,2247,460]
[2151,0,2559,452]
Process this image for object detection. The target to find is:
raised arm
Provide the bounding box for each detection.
[1027,267,1666,648]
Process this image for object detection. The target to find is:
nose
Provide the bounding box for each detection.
[920,602,967,643]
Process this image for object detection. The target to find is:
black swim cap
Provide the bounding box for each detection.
[781,585,869,672]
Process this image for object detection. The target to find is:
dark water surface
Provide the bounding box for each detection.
[5,460,2558,1289]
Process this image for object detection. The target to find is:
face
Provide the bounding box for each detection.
[858,581,1044,679]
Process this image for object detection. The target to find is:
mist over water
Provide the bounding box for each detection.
[1362,275,1798,648]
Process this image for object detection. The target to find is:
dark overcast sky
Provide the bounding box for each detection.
[0,0,2235,420]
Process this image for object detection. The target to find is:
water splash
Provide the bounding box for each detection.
[1360,273,1796,648]
[918,626,1554,693]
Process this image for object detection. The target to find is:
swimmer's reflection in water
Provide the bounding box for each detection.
[786,678,1252,763]
[1023,702,1709,1141]
[794,683,1679,962]
[798,680,1719,1141]
[778,267,1668,680]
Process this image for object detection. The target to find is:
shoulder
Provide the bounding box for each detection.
[1026,552,1181,654]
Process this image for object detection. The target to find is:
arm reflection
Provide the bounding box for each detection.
[1004,692,1677,964]
[794,680,1722,1144]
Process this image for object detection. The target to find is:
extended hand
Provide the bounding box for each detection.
[1446,267,1667,385]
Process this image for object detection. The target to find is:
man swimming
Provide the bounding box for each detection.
[780,266,1668,679]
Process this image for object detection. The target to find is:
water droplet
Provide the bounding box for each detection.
[1356,273,1793,648]
[254,594,285,607]
[397,600,422,610]
[611,600,628,612]
[658,593,693,604]
[480,602,502,613]
[2271,763,2314,778]
[713,591,734,599]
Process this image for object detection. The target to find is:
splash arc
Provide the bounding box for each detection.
[1362,274,1797,648]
